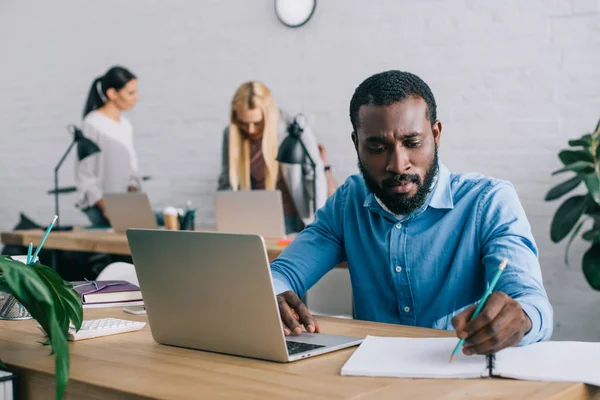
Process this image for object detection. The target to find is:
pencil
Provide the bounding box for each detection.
[26,242,33,264]
[30,215,58,264]
[449,258,508,363]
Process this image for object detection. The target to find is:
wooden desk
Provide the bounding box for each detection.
[1,229,290,262]
[0,308,595,399]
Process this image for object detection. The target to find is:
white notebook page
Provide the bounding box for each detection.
[341,336,488,379]
[494,341,600,387]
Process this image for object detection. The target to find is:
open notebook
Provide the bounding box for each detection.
[341,336,600,387]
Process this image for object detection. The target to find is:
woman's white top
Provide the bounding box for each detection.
[75,111,141,209]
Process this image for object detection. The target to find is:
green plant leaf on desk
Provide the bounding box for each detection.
[552,161,594,176]
[547,118,600,291]
[550,195,588,243]
[559,149,594,165]
[545,175,582,201]
[29,263,83,333]
[0,256,83,399]
[583,244,600,290]
[568,135,592,148]
[583,173,600,205]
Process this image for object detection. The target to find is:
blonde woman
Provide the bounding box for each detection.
[218,81,334,234]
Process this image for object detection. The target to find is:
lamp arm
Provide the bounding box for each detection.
[298,138,318,218]
[54,138,77,227]
[55,139,77,173]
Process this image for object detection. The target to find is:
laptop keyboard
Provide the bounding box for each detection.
[286,341,326,355]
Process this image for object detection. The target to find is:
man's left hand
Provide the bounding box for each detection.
[451,292,532,355]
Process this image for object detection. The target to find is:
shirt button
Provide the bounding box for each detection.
[395,223,402,229]
[404,306,411,313]
[395,266,402,272]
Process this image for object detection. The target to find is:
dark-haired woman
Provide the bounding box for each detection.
[75,66,140,227]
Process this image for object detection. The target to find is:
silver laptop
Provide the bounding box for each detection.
[103,193,158,232]
[126,229,362,362]
[214,190,286,238]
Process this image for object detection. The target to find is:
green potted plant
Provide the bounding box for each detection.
[546,119,600,290]
[0,256,83,399]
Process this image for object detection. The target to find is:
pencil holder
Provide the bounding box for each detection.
[0,292,32,320]
[178,210,196,231]
[0,256,38,320]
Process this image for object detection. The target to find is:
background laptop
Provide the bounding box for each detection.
[126,229,362,362]
[103,193,158,232]
[214,190,286,238]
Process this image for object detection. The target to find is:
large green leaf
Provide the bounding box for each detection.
[583,173,600,205]
[0,280,11,293]
[583,244,600,290]
[29,263,83,332]
[569,135,592,148]
[552,161,594,176]
[550,195,587,243]
[0,256,82,399]
[564,219,587,265]
[545,175,582,201]
[559,149,594,165]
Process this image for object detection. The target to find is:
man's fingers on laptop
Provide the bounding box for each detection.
[282,291,319,334]
[292,302,318,333]
[277,293,302,335]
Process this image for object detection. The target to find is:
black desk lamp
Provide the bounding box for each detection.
[51,125,100,230]
[276,114,317,217]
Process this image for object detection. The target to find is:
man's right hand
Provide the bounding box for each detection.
[276,290,321,336]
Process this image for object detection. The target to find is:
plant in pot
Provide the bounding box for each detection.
[546,119,600,290]
[0,256,83,399]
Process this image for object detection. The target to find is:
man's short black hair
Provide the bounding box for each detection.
[349,70,437,131]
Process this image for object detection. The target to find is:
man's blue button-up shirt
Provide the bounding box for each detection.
[271,163,553,344]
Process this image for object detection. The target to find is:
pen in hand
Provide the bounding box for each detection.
[449,258,508,363]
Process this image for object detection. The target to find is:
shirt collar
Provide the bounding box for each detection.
[427,162,454,210]
[363,161,454,219]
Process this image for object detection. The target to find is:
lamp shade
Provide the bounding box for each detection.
[276,114,318,219]
[276,135,305,164]
[71,126,100,161]
[76,137,100,161]
[277,114,309,164]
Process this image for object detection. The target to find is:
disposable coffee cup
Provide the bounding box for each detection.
[163,206,180,230]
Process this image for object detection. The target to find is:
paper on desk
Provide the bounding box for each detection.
[494,341,600,387]
[340,336,488,379]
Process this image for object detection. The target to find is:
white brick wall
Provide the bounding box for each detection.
[1,0,598,340]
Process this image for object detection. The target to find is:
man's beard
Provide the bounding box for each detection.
[358,146,439,215]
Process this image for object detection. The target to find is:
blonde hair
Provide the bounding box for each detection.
[228,81,280,191]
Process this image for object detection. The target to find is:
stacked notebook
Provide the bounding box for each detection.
[0,369,15,399]
[341,336,600,387]
[71,280,143,308]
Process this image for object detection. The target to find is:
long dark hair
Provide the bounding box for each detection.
[83,66,136,118]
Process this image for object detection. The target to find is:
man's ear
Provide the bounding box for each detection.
[351,131,358,152]
[432,121,442,147]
